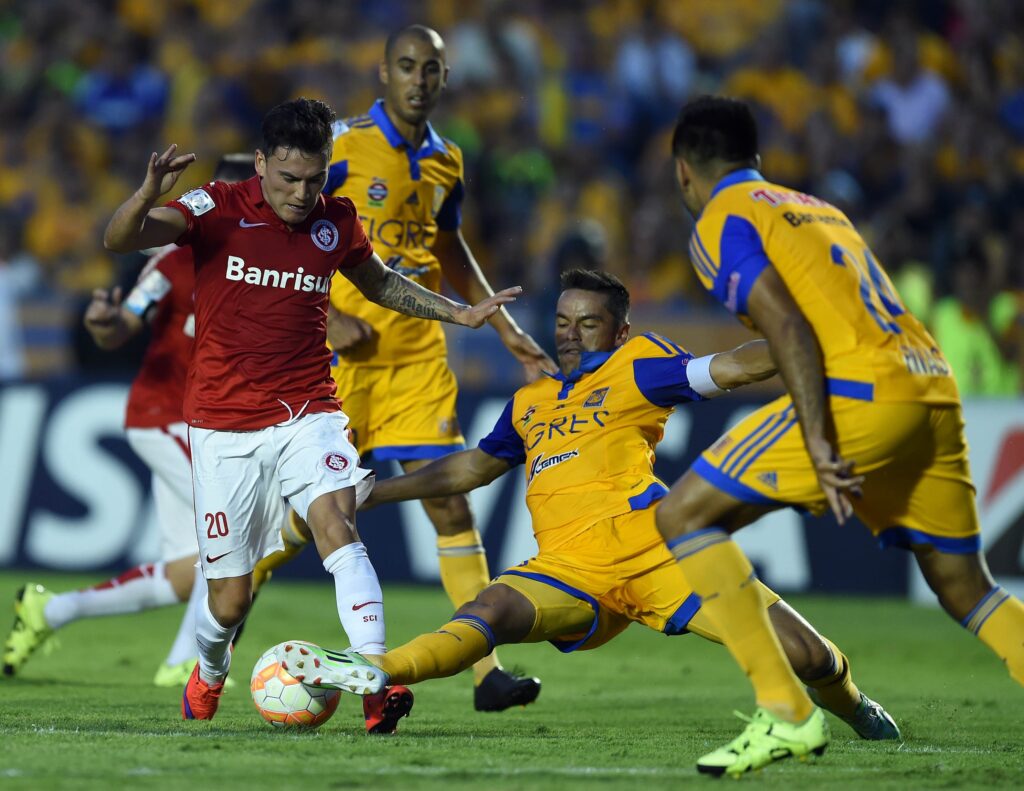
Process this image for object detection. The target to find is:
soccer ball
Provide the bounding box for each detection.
[250,641,341,728]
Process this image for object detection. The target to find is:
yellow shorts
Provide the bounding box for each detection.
[495,508,780,651]
[331,356,465,460]
[694,395,980,553]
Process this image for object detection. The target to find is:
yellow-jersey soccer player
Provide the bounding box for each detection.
[649,96,1024,776]
[272,269,900,747]
[253,25,555,714]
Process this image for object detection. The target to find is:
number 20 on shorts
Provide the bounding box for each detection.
[205,511,229,538]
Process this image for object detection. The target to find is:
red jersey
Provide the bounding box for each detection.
[123,245,194,429]
[167,176,373,430]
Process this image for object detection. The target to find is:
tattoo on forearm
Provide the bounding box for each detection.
[377,268,462,323]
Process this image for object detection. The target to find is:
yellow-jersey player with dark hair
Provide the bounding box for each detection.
[254,25,555,715]
[279,269,901,747]
[652,95,1024,777]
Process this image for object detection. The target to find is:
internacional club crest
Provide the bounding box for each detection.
[321,451,351,474]
[311,219,339,252]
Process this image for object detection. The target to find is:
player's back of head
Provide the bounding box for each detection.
[213,153,255,184]
[261,98,336,158]
[672,96,759,171]
[560,268,630,326]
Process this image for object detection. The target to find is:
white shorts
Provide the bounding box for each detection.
[126,423,199,562]
[188,411,372,579]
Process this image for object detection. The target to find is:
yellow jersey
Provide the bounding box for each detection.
[324,100,465,366]
[478,334,706,552]
[689,169,959,405]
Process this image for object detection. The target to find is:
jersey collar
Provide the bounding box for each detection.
[242,174,325,231]
[709,168,764,201]
[545,349,615,384]
[368,99,447,157]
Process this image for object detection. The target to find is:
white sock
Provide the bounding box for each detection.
[163,568,206,666]
[195,595,235,684]
[323,542,386,655]
[43,562,178,630]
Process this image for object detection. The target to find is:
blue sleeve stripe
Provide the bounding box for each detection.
[642,332,674,355]
[627,482,668,510]
[324,160,348,195]
[692,230,719,277]
[688,237,715,280]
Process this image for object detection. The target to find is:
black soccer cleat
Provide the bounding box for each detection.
[473,668,541,712]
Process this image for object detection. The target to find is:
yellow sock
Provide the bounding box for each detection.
[252,512,311,592]
[379,616,494,685]
[805,636,861,717]
[966,586,1024,685]
[668,529,814,721]
[437,530,500,683]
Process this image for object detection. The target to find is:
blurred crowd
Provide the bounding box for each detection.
[0,0,1022,395]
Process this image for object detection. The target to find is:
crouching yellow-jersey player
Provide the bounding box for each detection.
[281,269,900,744]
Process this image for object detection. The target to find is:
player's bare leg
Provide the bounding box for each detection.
[402,457,541,711]
[656,470,828,774]
[769,601,900,740]
[914,546,1024,685]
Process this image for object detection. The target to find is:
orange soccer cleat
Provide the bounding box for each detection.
[363,684,414,734]
[182,663,225,720]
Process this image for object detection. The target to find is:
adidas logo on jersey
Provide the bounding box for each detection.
[757,471,779,491]
[225,255,330,293]
[405,192,419,205]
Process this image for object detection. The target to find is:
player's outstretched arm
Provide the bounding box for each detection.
[342,252,520,328]
[362,448,511,509]
[707,340,777,390]
[104,145,194,253]
[436,229,556,380]
[83,286,144,350]
[746,266,863,523]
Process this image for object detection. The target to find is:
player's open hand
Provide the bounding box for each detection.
[139,144,197,202]
[459,286,522,329]
[84,286,124,328]
[328,310,374,352]
[501,329,557,382]
[809,442,863,525]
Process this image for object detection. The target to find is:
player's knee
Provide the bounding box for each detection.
[914,547,995,622]
[455,584,533,644]
[208,581,252,628]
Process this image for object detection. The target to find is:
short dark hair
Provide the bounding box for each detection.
[671,96,759,169]
[560,269,630,326]
[213,153,254,183]
[260,98,335,158]
[384,24,445,62]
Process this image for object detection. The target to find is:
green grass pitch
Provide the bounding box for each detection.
[0,572,1020,790]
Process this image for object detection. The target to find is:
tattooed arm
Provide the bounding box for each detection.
[340,252,520,328]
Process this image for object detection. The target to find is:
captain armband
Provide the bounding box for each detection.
[686,354,728,398]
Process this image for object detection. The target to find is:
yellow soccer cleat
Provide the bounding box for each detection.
[3,584,57,676]
[696,707,830,777]
[154,659,236,689]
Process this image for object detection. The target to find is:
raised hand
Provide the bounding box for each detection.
[500,329,557,382]
[139,144,197,202]
[458,286,522,329]
[84,287,124,328]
